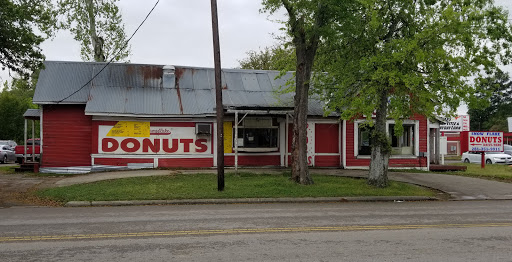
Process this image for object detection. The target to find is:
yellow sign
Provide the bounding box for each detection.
[223,122,233,153]
[107,121,150,137]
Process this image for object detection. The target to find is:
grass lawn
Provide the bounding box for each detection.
[449,163,512,183]
[0,166,16,174]
[36,172,436,203]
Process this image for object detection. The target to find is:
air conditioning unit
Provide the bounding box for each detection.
[196,123,211,135]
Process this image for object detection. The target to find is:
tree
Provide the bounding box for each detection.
[315,0,512,187]
[58,0,131,62]
[468,70,512,131]
[261,0,335,185]
[0,0,57,77]
[0,74,40,144]
[238,45,296,71]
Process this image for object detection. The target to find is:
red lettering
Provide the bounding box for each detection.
[470,137,475,143]
[195,139,208,152]
[482,137,487,143]
[121,138,140,153]
[181,139,193,152]
[498,137,503,143]
[476,137,481,143]
[163,139,179,153]
[102,138,119,152]
[143,139,160,153]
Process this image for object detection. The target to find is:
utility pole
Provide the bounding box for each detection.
[210,0,224,191]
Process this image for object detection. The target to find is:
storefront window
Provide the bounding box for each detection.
[234,118,278,151]
[389,124,415,155]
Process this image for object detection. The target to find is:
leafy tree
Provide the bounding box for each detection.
[58,0,131,62]
[261,0,332,185]
[238,45,296,71]
[315,0,512,187]
[0,75,40,144]
[0,0,57,77]
[468,70,512,131]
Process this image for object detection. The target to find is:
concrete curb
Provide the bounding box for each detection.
[64,196,438,207]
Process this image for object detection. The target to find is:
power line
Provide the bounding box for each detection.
[57,0,160,103]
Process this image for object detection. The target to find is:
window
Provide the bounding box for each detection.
[358,124,373,155]
[234,117,279,152]
[389,124,415,155]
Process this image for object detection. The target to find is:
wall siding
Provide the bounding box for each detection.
[158,158,213,168]
[42,105,92,167]
[224,155,280,166]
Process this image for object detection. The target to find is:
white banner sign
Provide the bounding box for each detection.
[98,125,211,154]
[468,131,503,152]
[440,115,470,132]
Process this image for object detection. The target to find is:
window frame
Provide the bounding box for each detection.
[354,119,419,158]
[233,117,279,152]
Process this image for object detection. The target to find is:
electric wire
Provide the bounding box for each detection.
[57,0,160,103]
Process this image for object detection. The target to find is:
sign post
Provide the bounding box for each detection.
[468,131,504,168]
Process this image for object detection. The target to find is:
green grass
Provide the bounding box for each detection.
[0,166,16,174]
[36,172,436,203]
[449,163,512,183]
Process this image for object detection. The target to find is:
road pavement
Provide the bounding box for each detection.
[1,201,511,261]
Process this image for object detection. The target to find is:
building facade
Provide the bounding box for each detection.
[33,61,440,173]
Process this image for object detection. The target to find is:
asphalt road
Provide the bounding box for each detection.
[1,201,512,261]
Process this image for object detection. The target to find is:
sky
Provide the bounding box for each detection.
[2,0,512,114]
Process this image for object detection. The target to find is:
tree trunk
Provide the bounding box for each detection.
[288,14,318,185]
[291,41,313,185]
[368,89,390,187]
[86,0,104,62]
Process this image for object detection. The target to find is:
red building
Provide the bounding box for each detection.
[33,61,441,173]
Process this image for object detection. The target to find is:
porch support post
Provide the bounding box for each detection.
[235,111,239,174]
[32,120,35,162]
[24,119,27,163]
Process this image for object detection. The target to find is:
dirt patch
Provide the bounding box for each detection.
[0,172,62,208]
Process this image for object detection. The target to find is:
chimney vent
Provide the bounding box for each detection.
[163,65,175,88]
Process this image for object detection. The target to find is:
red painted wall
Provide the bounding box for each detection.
[315,124,339,153]
[224,155,280,166]
[158,158,213,168]
[42,105,92,167]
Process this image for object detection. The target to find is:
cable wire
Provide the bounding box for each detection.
[57,0,160,103]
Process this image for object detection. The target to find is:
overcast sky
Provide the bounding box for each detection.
[2,0,512,114]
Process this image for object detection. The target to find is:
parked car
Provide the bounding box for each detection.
[504,144,512,156]
[461,151,512,164]
[0,140,17,149]
[0,144,16,164]
[14,138,41,163]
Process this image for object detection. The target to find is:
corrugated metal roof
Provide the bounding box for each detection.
[23,109,41,119]
[34,61,336,117]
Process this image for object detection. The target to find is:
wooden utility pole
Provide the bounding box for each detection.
[210,0,224,191]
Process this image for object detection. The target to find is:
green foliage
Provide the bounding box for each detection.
[0,0,57,77]
[238,45,296,71]
[36,173,435,202]
[315,0,512,126]
[468,70,512,131]
[0,75,40,144]
[57,0,131,62]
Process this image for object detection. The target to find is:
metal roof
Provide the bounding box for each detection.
[23,109,41,120]
[34,61,335,117]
